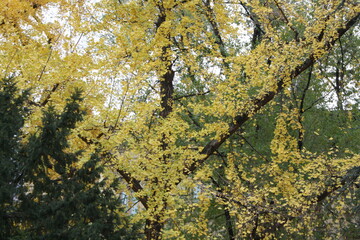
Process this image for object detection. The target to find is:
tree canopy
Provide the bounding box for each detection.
[1,0,359,239]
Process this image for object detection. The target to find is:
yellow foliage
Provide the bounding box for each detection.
[1,0,359,238]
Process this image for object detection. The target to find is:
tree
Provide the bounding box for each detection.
[0,78,29,239]
[1,0,359,239]
[0,80,140,239]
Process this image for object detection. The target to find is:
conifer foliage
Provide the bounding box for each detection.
[0,78,29,238]
[0,78,139,240]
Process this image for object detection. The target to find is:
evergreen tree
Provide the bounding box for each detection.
[0,78,29,239]
[18,90,139,239]
[0,80,140,239]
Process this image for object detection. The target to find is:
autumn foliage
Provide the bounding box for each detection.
[1,0,359,239]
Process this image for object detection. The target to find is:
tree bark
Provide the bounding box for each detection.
[145,218,164,240]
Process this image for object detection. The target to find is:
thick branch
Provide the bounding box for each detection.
[116,168,148,209]
[297,65,313,150]
[203,0,228,59]
[159,61,174,118]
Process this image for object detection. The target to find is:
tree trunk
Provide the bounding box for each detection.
[145,217,163,240]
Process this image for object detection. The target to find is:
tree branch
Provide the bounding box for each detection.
[183,11,360,176]
[116,168,148,209]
